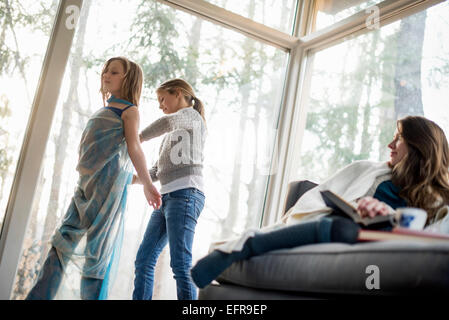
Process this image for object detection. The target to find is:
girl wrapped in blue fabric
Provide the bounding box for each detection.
[191,116,449,289]
[26,57,162,300]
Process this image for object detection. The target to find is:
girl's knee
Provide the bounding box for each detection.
[170,258,192,278]
[134,254,158,271]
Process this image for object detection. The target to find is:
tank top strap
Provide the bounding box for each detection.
[122,105,136,112]
[107,95,134,106]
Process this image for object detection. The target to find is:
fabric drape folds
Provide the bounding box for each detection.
[51,108,133,294]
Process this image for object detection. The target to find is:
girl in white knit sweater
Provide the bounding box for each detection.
[132,79,207,300]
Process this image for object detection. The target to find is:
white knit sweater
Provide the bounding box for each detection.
[140,107,206,193]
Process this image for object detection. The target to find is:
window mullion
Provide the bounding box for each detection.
[261,44,305,227]
[158,0,299,51]
[300,0,444,52]
[0,0,82,300]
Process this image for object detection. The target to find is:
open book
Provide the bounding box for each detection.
[320,190,393,228]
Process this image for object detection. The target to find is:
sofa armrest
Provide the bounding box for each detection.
[282,180,318,216]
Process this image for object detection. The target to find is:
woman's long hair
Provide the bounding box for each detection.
[156,78,206,124]
[100,56,143,106]
[391,116,449,224]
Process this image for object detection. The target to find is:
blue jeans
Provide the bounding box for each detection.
[191,215,360,289]
[133,188,205,300]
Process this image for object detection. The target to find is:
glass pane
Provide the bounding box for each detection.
[292,1,449,184]
[205,0,298,34]
[12,0,288,299]
[0,1,57,236]
[311,0,383,32]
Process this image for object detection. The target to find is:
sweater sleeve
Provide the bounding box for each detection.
[149,162,159,182]
[140,116,173,142]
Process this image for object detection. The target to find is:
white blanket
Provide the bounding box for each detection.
[213,160,391,253]
[283,160,391,225]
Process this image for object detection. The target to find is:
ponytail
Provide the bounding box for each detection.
[192,96,206,124]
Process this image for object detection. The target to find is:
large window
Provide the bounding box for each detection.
[0,1,57,237]
[205,0,298,34]
[291,1,449,184]
[11,0,288,299]
[4,0,448,301]
[310,0,383,32]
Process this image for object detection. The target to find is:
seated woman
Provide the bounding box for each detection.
[191,115,449,289]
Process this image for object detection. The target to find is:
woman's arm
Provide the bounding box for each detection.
[132,162,158,184]
[123,107,161,209]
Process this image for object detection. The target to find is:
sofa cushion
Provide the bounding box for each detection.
[216,241,449,295]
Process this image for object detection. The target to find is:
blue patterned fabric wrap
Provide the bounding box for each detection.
[51,107,133,285]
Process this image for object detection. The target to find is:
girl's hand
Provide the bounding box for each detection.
[144,183,162,210]
[357,196,390,218]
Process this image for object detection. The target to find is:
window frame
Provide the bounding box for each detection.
[0,0,82,299]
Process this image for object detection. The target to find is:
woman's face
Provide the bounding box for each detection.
[157,89,184,114]
[388,127,408,166]
[102,60,125,97]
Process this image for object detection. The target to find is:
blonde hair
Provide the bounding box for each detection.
[156,78,206,123]
[100,57,143,106]
[391,116,449,224]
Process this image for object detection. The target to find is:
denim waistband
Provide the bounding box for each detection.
[163,187,204,197]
